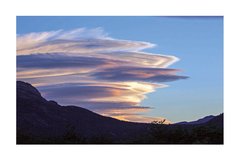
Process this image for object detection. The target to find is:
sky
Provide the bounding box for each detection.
[16,16,223,123]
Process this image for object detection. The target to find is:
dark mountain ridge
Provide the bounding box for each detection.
[175,115,216,125]
[17,81,149,143]
[17,81,223,144]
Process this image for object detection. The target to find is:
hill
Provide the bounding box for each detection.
[17,81,223,144]
[175,115,215,125]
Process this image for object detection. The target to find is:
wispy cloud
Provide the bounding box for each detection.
[17,27,188,123]
[17,28,155,55]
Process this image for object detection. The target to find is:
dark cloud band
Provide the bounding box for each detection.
[92,66,188,83]
[17,53,120,69]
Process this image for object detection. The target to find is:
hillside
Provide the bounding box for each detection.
[17,81,223,144]
[175,115,215,125]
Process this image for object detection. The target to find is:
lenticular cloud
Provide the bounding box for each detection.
[17,28,188,123]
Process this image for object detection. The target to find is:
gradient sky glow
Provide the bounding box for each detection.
[17,16,223,123]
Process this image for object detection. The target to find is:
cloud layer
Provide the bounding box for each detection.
[17,28,188,123]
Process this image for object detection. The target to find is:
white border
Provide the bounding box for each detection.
[1,0,240,160]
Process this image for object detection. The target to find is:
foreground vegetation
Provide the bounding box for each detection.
[17,119,223,144]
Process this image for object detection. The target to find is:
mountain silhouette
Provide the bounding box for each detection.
[17,81,149,143]
[17,81,223,144]
[175,115,215,125]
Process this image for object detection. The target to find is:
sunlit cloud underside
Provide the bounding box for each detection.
[17,28,188,123]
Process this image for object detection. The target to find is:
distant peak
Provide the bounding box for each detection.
[175,114,216,125]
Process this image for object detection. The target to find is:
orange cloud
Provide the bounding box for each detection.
[98,107,171,124]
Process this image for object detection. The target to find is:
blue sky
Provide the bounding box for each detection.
[17,16,223,122]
